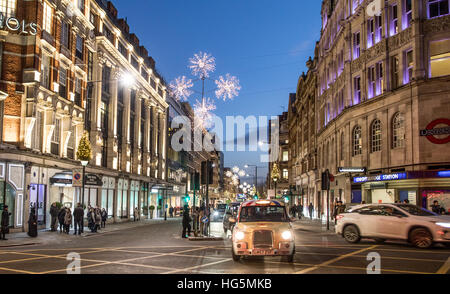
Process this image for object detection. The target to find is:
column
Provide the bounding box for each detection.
[107,68,119,170]
[123,88,131,173]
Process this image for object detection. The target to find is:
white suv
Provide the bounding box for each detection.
[335,203,450,248]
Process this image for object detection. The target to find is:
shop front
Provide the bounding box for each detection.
[356,170,450,211]
[101,176,115,218]
[116,179,129,220]
[0,162,25,230]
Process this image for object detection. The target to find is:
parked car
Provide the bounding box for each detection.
[230,200,296,262]
[335,203,450,248]
[223,202,241,234]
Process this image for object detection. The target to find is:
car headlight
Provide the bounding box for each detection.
[235,231,245,241]
[281,230,293,240]
[435,222,450,228]
[213,211,219,216]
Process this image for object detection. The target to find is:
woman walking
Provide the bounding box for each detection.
[101,208,107,228]
[64,208,72,234]
[58,207,66,233]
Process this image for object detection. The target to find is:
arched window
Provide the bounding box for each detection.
[353,125,362,156]
[371,119,382,152]
[340,132,345,162]
[392,112,405,148]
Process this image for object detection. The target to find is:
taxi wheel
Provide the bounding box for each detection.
[232,248,240,261]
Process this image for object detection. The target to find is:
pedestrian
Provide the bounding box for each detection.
[169,206,174,218]
[199,207,205,236]
[101,208,107,228]
[192,207,199,235]
[361,201,366,204]
[28,207,38,237]
[64,208,72,234]
[298,204,304,220]
[49,202,59,232]
[58,207,66,233]
[94,208,101,232]
[134,207,139,222]
[308,203,314,220]
[403,199,410,204]
[87,208,94,232]
[291,204,297,218]
[182,206,192,238]
[1,205,11,240]
[73,203,84,235]
[431,201,445,215]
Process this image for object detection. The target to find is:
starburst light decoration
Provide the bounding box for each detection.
[238,170,246,177]
[215,74,241,101]
[226,170,233,178]
[169,76,193,101]
[193,98,216,129]
[232,166,240,173]
[189,52,216,79]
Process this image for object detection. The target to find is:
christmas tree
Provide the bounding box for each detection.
[271,163,280,181]
[76,131,92,162]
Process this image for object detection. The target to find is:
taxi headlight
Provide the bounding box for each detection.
[281,230,293,240]
[235,231,245,241]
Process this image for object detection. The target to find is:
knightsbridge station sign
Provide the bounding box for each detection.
[420,118,450,145]
[0,13,37,35]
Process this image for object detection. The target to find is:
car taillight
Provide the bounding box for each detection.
[336,215,344,220]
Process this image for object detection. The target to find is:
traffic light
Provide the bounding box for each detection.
[185,195,191,202]
[284,196,290,203]
[254,195,259,200]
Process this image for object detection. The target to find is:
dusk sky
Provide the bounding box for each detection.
[114,0,323,182]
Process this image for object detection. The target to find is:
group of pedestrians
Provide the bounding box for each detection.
[289,204,304,219]
[181,205,210,238]
[49,202,108,235]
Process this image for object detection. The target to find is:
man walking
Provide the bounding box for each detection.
[297,204,303,220]
[182,206,192,238]
[308,203,314,220]
[73,203,84,235]
[1,205,11,240]
[49,203,59,232]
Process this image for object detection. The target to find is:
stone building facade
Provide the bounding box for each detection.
[0,0,171,231]
[290,0,450,219]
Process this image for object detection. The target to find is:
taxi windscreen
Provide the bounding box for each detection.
[239,206,288,222]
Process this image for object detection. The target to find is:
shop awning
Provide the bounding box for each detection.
[50,172,73,186]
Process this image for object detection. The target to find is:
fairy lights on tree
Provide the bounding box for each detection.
[169,51,241,129]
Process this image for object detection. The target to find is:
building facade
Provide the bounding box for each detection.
[290,0,450,219]
[0,0,170,231]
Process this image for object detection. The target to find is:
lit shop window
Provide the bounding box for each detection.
[371,120,382,153]
[428,0,450,18]
[43,1,53,34]
[0,0,17,17]
[429,39,450,77]
[282,151,289,162]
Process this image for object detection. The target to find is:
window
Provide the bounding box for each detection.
[131,56,139,70]
[89,11,96,25]
[390,4,399,36]
[429,39,450,77]
[0,0,17,17]
[353,32,360,59]
[371,120,382,153]
[428,0,449,18]
[375,15,382,43]
[77,0,85,14]
[376,62,383,95]
[404,0,412,29]
[75,77,82,107]
[76,36,84,60]
[40,54,51,89]
[42,1,53,34]
[32,111,43,151]
[368,66,376,99]
[282,151,289,162]
[367,18,375,48]
[283,169,289,179]
[67,124,75,159]
[102,66,111,94]
[354,76,361,104]
[61,21,70,48]
[118,42,128,58]
[392,113,405,149]
[51,117,60,155]
[391,55,400,89]
[87,51,94,81]
[141,69,148,81]
[353,125,362,156]
[404,50,413,83]
[59,68,67,99]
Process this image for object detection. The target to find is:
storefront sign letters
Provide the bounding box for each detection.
[338,167,366,173]
[0,13,37,35]
[353,172,407,183]
[420,118,450,144]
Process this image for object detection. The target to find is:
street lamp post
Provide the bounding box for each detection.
[80,160,89,208]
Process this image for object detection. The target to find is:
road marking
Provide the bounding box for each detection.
[295,245,379,274]
[436,257,450,274]
[0,266,37,274]
[163,258,233,274]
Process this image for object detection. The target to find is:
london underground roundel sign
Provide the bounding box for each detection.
[420,119,450,144]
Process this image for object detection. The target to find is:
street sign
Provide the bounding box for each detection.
[72,169,82,187]
[201,216,209,223]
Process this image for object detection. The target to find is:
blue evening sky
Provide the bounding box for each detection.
[114,0,322,183]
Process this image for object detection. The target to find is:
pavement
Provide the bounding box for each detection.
[0,218,448,274]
